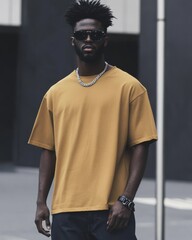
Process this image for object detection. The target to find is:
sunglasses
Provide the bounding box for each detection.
[73,30,106,41]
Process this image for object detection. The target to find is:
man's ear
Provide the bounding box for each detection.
[71,37,75,46]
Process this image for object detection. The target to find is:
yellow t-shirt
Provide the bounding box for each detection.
[28,67,157,214]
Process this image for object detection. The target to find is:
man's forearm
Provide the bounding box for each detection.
[37,149,56,205]
[107,142,150,231]
[123,142,149,200]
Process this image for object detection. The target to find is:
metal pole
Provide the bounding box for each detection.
[156,0,165,240]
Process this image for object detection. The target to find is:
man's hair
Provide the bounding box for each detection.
[65,0,115,31]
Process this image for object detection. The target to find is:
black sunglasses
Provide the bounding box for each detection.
[73,30,106,41]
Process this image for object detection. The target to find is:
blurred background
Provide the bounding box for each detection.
[1,0,192,181]
[0,0,192,240]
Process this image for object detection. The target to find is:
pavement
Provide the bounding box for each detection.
[0,163,192,240]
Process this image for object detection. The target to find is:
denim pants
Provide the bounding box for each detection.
[51,210,137,240]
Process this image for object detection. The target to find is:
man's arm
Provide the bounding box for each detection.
[107,142,149,232]
[35,149,56,237]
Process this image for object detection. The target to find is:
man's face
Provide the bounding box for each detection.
[71,19,108,63]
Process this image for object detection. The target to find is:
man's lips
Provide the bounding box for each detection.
[82,45,95,52]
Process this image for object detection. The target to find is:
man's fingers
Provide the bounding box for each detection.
[35,205,51,237]
[119,218,129,229]
[45,217,51,230]
[107,213,118,231]
[107,217,127,232]
[107,211,112,225]
[107,212,130,231]
[35,218,51,237]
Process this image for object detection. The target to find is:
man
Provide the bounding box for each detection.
[28,0,157,239]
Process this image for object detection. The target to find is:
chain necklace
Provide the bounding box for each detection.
[75,62,108,87]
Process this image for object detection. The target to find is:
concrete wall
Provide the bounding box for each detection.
[0,0,21,26]
[164,0,192,180]
[101,0,140,34]
[14,0,75,166]
[139,0,192,180]
[139,0,157,179]
[0,27,19,163]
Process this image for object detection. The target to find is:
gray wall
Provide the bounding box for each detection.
[164,0,192,180]
[0,27,18,163]
[139,0,157,179]
[140,0,192,180]
[14,0,75,166]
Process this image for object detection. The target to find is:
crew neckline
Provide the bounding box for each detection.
[73,65,117,78]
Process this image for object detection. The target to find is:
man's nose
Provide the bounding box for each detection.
[85,34,92,41]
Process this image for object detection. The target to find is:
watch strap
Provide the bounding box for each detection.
[118,195,135,212]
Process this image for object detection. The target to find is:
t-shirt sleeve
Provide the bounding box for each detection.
[127,90,158,147]
[28,93,55,150]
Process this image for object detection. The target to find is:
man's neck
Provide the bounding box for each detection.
[77,58,106,76]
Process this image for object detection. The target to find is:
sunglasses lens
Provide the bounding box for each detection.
[73,31,87,41]
[91,31,104,41]
[74,31,105,41]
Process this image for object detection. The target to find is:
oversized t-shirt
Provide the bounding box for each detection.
[28,66,157,214]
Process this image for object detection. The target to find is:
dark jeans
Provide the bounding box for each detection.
[52,210,137,240]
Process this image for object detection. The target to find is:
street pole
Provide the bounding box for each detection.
[156,0,165,240]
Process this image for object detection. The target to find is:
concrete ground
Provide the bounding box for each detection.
[0,164,192,240]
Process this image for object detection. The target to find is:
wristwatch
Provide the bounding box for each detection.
[118,195,135,212]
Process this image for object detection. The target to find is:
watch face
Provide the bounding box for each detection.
[120,196,127,204]
[118,196,135,211]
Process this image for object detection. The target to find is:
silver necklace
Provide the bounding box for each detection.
[75,62,108,87]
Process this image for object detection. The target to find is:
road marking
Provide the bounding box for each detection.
[135,197,192,210]
[137,222,154,227]
[0,236,29,240]
[137,219,192,228]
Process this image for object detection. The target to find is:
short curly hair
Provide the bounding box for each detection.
[65,0,115,32]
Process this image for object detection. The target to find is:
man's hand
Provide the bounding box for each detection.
[35,203,51,237]
[107,201,132,232]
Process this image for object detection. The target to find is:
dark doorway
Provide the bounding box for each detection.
[105,33,139,78]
